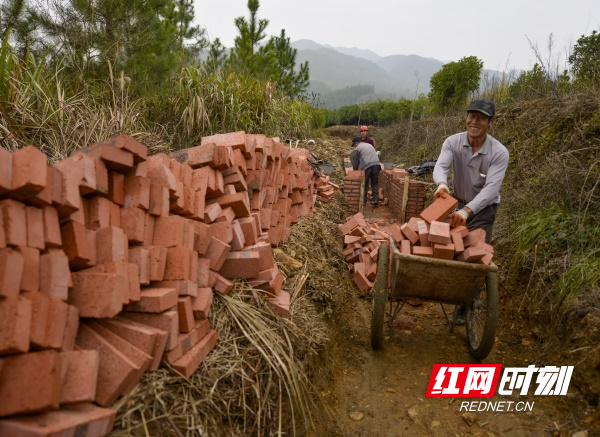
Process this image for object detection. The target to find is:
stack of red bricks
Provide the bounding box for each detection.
[338,212,391,292]
[0,132,318,435]
[386,194,494,265]
[314,175,340,203]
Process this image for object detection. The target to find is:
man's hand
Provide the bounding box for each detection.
[434,182,449,199]
[449,209,469,227]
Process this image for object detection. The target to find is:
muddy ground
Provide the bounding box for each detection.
[305,138,598,437]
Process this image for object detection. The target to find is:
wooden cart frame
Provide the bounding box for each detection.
[371,241,499,359]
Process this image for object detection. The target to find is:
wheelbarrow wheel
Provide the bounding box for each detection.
[371,243,390,349]
[466,271,498,360]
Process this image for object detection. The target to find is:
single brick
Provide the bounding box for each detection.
[400,239,412,255]
[209,270,234,295]
[464,228,487,247]
[120,309,179,351]
[400,223,419,244]
[194,221,211,256]
[0,350,64,417]
[148,246,168,281]
[177,297,195,333]
[412,246,434,258]
[124,287,178,313]
[428,220,452,245]
[108,171,125,205]
[83,144,134,172]
[69,271,126,318]
[477,251,494,266]
[248,267,284,297]
[61,305,79,352]
[40,249,71,301]
[197,258,211,288]
[452,232,465,254]
[124,175,151,210]
[192,288,214,320]
[120,207,146,244]
[11,145,48,200]
[17,246,40,294]
[419,194,458,223]
[205,236,231,271]
[42,205,62,247]
[129,247,150,285]
[217,191,251,218]
[269,290,291,316]
[128,262,141,303]
[433,243,455,260]
[219,250,261,279]
[171,329,218,378]
[25,206,45,250]
[149,182,169,217]
[230,220,246,251]
[1,199,27,247]
[87,196,111,230]
[163,247,194,281]
[95,134,148,163]
[0,248,24,298]
[60,221,92,269]
[353,270,373,291]
[0,147,12,195]
[416,219,431,247]
[96,226,127,264]
[60,349,99,404]
[0,296,32,355]
[457,246,486,263]
[75,323,142,407]
[450,225,469,238]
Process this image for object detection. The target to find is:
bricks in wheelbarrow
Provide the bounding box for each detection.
[0,402,116,437]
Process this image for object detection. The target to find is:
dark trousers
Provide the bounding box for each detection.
[364,165,381,203]
[460,203,499,244]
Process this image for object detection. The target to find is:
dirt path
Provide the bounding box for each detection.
[302,142,594,435]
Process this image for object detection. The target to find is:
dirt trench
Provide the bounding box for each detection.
[304,138,596,437]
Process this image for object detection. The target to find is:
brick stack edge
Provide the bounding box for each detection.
[340,195,494,291]
[0,133,338,436]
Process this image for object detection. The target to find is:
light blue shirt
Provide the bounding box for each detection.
[433,132,509,215]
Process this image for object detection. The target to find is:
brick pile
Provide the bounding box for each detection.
[0,132,320,435]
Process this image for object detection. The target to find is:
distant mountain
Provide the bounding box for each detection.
[291,40,506,110]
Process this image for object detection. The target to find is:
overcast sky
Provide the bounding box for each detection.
[194,0,600,72]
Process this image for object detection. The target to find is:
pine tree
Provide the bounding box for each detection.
[270,29,309,97]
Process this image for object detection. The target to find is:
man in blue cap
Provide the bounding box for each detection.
[432,98,509,324]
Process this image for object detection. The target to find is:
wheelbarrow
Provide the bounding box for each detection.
[371,240,499,360]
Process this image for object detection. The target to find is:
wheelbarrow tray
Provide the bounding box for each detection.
[390,247,498,306]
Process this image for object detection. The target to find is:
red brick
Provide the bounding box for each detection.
[1,199,27,247]
[0,147,12,195]
[143,213,155,246]
[209,220,233,245]
[152,215,192,249]
[41,206,62,247]
[148,245,168,281]
[107,171,125,205]
[193,221,211,256]
[477,250,494,266]
[61,305,79,352]
[75,323,141,406]
[70,271,125,318]
[0,402,115,436]
[457,246,486,263]
[268,290,291,316]
[147,163,178,196]
[154,279,197,297]
[108,200,121,228]
[205,236,231,271]
[204,201,222,223]
[120,309,179,351]
[429,220,452,245]
[217,191,251,218]
[353,270,373,291]
[127,262,141,302]
[11,145,48,200]
[192,288,213,320]
[171,143,217,169]
[248,267,284,296]
[400,223,419,244]
[464,228,487,247]
[83,144,134,172]
[202,131,246,149]
[209,270,234,295]
[24,207,44,251]
[412,246,434,257]
[60,349,99,404]
[452,232,465,254]
[124,287,178,313]
[54,153,101,197]
[129,247,150,285]
[19,246,40,293]
[95,226,127,264]
[197,258,211,288]
[60,221,91,269]
[119,207,145,244]
[123,175,150,210]
[177,297,195,333]
[162,247,193,281]
[148,182,169,217]
[22,292,53,351]
[230,219,246,251]
[86,196,110,230]
[219,250,261,279]
[171,329,217,378]
[0,248,24,298]
[39,249,70,300]
[433,243,455,260]
[0,350,63,416]
[95,134,147,163]
[0,296,32,355]
[419,194,458,223]
[101,317,167,371]
[450,225,469,238]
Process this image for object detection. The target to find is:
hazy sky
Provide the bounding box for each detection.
[194,0,600,72]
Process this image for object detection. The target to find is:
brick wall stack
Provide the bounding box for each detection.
[379,170,428,221]
[342,170,364,213]
[0,132,320,435]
